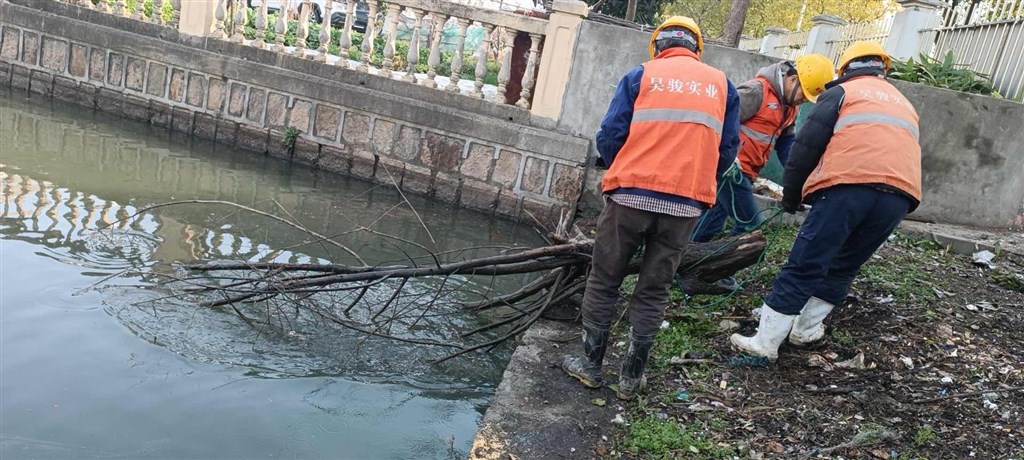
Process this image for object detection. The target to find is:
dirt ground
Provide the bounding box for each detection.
[571,224,1024,459]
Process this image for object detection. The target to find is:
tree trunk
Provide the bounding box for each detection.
[625,0,638,22]
[722,0,751,47]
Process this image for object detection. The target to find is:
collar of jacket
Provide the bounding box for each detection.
[654,47,700,61]
[826,68,885,89]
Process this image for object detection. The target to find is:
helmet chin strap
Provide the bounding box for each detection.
[777,65,797,107]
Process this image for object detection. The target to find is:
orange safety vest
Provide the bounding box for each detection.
[737,77,798,179]
[803,76,922,201]
[601,47,728,206]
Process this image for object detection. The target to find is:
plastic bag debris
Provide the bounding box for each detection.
[972,250,996,269]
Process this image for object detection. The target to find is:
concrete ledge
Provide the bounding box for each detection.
[470,320,618,460]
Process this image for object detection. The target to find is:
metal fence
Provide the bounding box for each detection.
[772,29,810,59]
[738,36,762,52]
[930,0,1024,100]
[823,15,895,66]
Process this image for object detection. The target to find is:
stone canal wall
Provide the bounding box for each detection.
[0,0,591,227]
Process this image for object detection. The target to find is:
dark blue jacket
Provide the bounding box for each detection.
[595,64,742,209]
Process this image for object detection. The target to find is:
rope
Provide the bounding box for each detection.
[623,162,792,311]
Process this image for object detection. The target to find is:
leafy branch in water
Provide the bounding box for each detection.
[888,51,1000,97]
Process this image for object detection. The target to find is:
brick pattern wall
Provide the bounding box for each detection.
[0,20,587,227]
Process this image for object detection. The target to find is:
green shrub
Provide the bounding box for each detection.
[888,51,1000,97]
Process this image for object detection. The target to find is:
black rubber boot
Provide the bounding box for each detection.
[616,330,655,400]
[561,319,610,388]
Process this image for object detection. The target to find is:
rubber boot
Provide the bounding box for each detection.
[561,319,610,389]
[616,330,655,401]
[789,297,835,346]
[730,304,796,361]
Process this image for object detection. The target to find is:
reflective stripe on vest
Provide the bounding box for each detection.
[834,112,920,140]
[736,76,797,179]
[802,76,922,201]
[633,108,724,134]
[740,124,775,144]
[601,47,728,206]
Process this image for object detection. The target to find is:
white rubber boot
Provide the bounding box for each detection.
[789,297,835,346]
[730,304,796,361]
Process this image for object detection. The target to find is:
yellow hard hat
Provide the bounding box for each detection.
[794,54,835,103]
[649,16,704,59]
[837,41,891,75]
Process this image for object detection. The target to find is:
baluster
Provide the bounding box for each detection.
[274,0,290,52]
[472,23,494,98]
[424,14,445,88]
[215,0,228,38]
[80,0,94,10]
[132,0,145,20]
[171,0,182,28]
[358,0,379,72]
[112,0,125,16]
[294,1,311,57]
[447,17,470,93]
[403,8,424,83]
[496,27,514,103]
[339,0,355,67]
[151,0,164,24]
[97,0,111,13]
[254,0,270,48]
[232,0,247,42]
[318,0,334,62]
[517,33,541,109]
[381,4,401,77]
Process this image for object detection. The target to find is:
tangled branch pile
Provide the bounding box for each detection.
[129,200,766,363]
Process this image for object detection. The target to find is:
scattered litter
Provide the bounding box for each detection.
[835,352,867,370]
[719,380,728,390]
[660,320,671,330]
[941,376,954,384]
[972,250,996,269]
[808,354,834,371]
[718,319,740,332]
[676,391,690,400]
[570,447,576,453]
[611,413,626,424]
[688,445,700,454]
[876,294,895,304]
[965,304,979,311]
[984,399,999,411]
[601,436,608,442]
[668,355,713,365]
[900,356,915,370]
[615,341,626,347]
[591,398,606,407]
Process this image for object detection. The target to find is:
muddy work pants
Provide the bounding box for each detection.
[581,200,699,337]
[765,185,912,315]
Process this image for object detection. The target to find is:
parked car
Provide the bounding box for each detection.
[247,0,370,34]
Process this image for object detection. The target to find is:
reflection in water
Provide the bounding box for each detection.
[0,92,542,458]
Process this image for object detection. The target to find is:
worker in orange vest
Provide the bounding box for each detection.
[562,16,741,400]
[691,54,835,289]
[731,42,922,361]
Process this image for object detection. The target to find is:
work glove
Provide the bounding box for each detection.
[781,189,801,214]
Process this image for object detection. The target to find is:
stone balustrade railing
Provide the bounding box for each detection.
[62,0,183,28]
[37,0,587,116]
[211,0,549,108]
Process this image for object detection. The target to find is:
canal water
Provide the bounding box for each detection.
[0,92,544,459]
